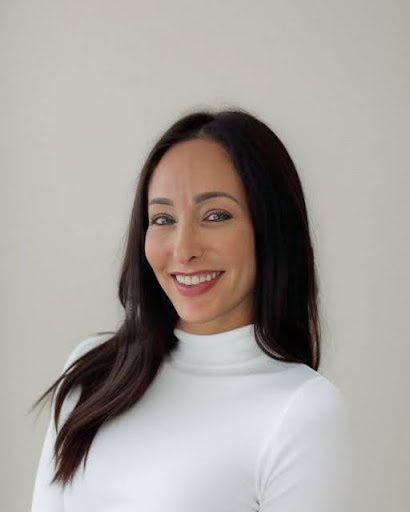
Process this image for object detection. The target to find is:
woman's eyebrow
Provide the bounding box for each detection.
[148,191,240,206]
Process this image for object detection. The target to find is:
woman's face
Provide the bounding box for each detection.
[145,138,256,334]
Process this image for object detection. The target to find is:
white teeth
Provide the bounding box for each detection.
[175,271,222,286]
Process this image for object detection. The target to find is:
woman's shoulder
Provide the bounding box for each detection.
[62,331,114,371]
[263,358,347,405]
[283,363,348,414]
[258,359,349,430]
[256,369,352,510]
[277,367,350,440]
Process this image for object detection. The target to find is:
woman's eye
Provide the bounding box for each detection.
[149,210,232,226]
[149,215,172,226]
[206,210,231,222]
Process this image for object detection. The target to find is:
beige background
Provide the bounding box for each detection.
[1,1,409,510]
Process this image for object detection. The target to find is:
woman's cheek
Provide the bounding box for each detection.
[144,233,157,267]
[145,231,169,267]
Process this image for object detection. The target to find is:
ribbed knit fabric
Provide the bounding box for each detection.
[31,324,352,511]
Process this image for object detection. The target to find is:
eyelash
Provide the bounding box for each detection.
[149,210,232,226]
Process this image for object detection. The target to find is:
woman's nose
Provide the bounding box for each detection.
[172,222,203,261]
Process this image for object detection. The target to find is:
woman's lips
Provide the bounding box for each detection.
[172,271,224,297]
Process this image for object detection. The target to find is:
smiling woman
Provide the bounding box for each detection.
[30,108,351,512]
[145,138,256,334]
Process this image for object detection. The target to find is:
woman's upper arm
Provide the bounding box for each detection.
[30,334,110,512]
[257,375,353,512]
[30,408,65,512]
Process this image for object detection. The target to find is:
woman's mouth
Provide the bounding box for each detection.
[172,271,224,297]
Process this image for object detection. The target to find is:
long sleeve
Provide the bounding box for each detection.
[257,375,353,512]
[30,335,108,512]
[30,402,66,512]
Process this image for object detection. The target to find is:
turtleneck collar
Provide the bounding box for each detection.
[169,323,266,373]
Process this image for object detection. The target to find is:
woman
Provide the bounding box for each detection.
[30,108,351,511]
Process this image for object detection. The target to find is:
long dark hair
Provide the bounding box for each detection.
[30,107,321,486]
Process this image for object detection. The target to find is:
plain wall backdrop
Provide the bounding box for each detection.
[1,1,409,511]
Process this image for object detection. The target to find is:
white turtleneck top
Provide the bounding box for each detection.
[31,324,352,511]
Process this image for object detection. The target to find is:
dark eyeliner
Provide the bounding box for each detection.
[149,210,231,226]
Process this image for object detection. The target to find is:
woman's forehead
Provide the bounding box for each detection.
[148,139,244,199]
